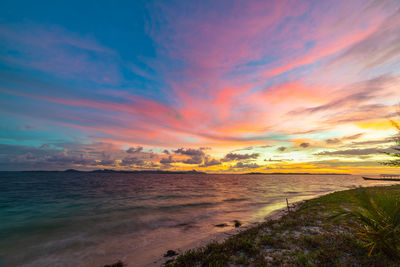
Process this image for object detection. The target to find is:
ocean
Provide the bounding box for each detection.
[0,172,395,266]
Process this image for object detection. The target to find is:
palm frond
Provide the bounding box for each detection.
[332,188,400,259]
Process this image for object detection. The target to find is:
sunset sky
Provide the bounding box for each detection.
[0,0,399,173]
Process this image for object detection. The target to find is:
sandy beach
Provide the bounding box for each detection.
[136,205,291,267]
[162,184,400,266]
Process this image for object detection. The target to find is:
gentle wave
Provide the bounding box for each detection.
[1,172,395,266]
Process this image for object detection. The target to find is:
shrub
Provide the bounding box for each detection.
[334,188,400,259]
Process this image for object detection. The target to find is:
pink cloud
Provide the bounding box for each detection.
[141,0,399,144]
[3,1,399,155]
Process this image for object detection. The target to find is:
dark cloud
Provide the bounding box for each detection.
[149,162,160,168]
[343,133,364,140]
[0,142,162,170]
[222,152,259,162]
[127,146,143,153]
[232,146,254,152]
[234,162,260,169]
[0,143,103,170]
[97,158,116,166]
[326,138,341,144]
[311,160,383,168]
[315,147,392,156]
[94,152,117,166]
[325,133,364,145]
[174,148,205,157]
[266,158,285,162]
[120,157,145,166]
[300,142,310,148]
[277,146,287,152]
[182,157,203,164]
[199,156,221,167]
[174,148,206,165]
[0,143,217,170]
[40,153,89,165]
[351,139,392,146]
[162,149,170,155]
[160,155,174,164]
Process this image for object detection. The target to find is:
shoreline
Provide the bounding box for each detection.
[157,190,346,266]
[153,199,305,266]
[162,184,400,266]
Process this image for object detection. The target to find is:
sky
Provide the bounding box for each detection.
[0,0,399,173]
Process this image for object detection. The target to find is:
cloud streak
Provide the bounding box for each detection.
[0,0,399,173]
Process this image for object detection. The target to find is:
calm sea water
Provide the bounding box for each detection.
[0,172,396,266]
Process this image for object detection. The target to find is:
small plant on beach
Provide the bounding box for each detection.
[334,188,400,259]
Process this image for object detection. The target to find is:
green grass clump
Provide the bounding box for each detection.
[333,187,400,259]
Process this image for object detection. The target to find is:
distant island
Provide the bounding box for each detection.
[8,169,207,174]
[244,172,351,175]
[0,170,352,175]
[88,169,206,174]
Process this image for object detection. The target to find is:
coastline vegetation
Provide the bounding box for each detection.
[333,188,400,259]
[165,185,400,266]
[383,117,400,167]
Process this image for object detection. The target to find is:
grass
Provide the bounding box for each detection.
[333,187,400,258]
[165,185,400,266]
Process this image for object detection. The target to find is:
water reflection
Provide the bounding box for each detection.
[0,172,397,266]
